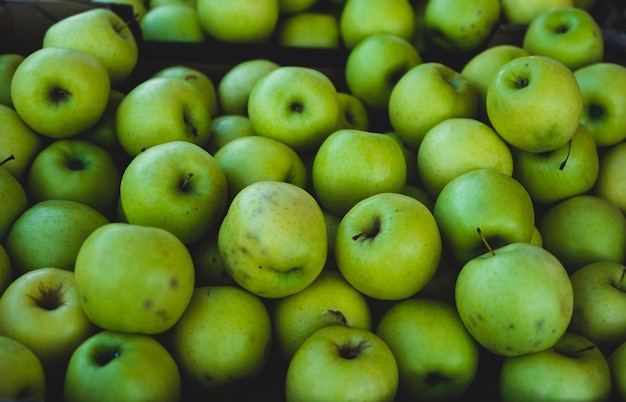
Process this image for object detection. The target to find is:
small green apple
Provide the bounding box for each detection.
[0,104,43,181]
[335,92,369,131]
[0,53,24,107]
[278,0,317,13]
[152,65,218,118]
[595,141,626,214]
[384,131,420,186]
[276,12,340,48]
[0,159,29,243]
[0,335,46,401]
[218,181,327,298]
[500,0,574,25]
[609,340,626,401]
[140,4,206,43]
[196,0,279,43]
[187,229,237,287]
[204,114,256,154]
[0,244,11,296]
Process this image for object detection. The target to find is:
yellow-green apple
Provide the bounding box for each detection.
[74,222,195,334]
[278,0,317,13]
[423,0,501,53]
[0,160,28,243]
[166,286,272,395]
[271,270,372,361]
[499,332,611,402]
[64,331,181,402]
[323,209,341,264]
[116,77,212,156]
[205,114,256,154]
[460,45,530,121]
[417,117,514,198]
[345,33,422,113]
[152,65,218,118]
[120,140,227,245]
[217,181,327,298]
[384,131,420,186]
[389,62,478,152]
[456,242,574,357]
[26,139,121,216]
[4,200,109,276]
[339,0,415,49]
[0,53,24,107]
[609,341,626,401]
[0,105,42,181]
[276,12,340,48]
[486,55,583,153]
[335,192,442,300]
[401,184,435,212]
[433,168,535,265]
[511,124,599,205]
[10,46,110,139]
[530,225,543,247]
[217,58,280,116]
[247,66,340,154]
[149,0,196,9]
[213,135,307,200]
[285,325,399,402]
[500,0,574,25]
[376,297,480,401]
[196,0,279,44]
[140,4,206,43]
[0,267,97,372]
[0,244,11,296]
[187,229,237,287]
[539,194,626,273]
[568,261,626,354]
[523,7,604,71]
[335,92,369,131]
[575,62,626,147]
[595,141,626,214]
[0,335,46,401]
[42,8,138,87]
[312,129,406,217]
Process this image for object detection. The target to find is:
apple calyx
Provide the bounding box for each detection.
[0,154,15,166]
[290,101,304,114]
[337,338,369,360]
[49,86,71,105]
[352,216,381,242]
[179,172,194,191]
[323,309,348,326]
[476,227,496,256]
[554,24,570,35]
[31,281,65,311]
[93,346,121,366]
[559,140,573,170]
[515,76,529,90]
[588,103,604,122]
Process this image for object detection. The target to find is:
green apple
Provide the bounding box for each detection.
[609,341,626,401]
[575,62,626,147]
[285,325,399,401]
[500,0,574,25]
[217,58,280,116]
[10,46,110,139]
[43,8,138,87]
[74,222,195,334]
[376,297,480,401]
[568,261,626,354]
[213,135,307,200]
[92,0,148,22]
[120,140,227,245]
[167,285,272,395]
[523,7,604,71]
[389,62,478,152]
[423,0,501,53]
[149,0,196,10]
[0,335,46,400]
[312,129,406,217]
[217,181,327,299]
[140,4,206,43]
[116,77,212,156]
[205,114,256,154]
[401,184,435,212]
[271,270,372,361]
[0,160,28,243]
[278,0,317,13]
[187,229,237,287]
[196,0,279,43]
[417,117,514,198]
[539,194,626,273]
[486,55,583,153]
[276,12,340,48]
[530,225,543,247]
[335,92,369,131]
[64,330,181,402]
[345,33,422,112]
[322,209,342,264]
[152,65,218,118]
[499,332,611,402]
[384,131,420,186]
[335,192,442,300]
[0,53,24,107]
[0,267,97,371]
[0,244,11,296]
[456,242,574,357]
[595,141,626,214]
[460,45,530,121]
[339,0,415,49]
[26,139,121,216]
[0,105,42,181]
[433,168,535,265]
[511,123,599,205]
[248,66,340,154]
[4,199,109,276]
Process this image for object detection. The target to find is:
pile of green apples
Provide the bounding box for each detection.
[1,0,626,401]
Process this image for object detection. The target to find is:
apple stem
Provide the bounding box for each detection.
[0,154,15,167]
[559,140,572,170]
[477,227,495,256]
[180,172,194,190]
[117,13,139,33]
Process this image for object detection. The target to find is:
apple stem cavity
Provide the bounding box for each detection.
[31,282,65,311]
[94,347,121,366]
[180,172,194,191]
[352,216,381,242]
[49,86,71,105]
[184,119,199,139]
[555,25,569,34]
[337,339,369,360]
[588,104,604,121]
[477,227,495,256]
[615,268,626,291]
[290,101,304,114]
[559,140,572,170]
[515,76,529,89]
[0,154,15,166]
